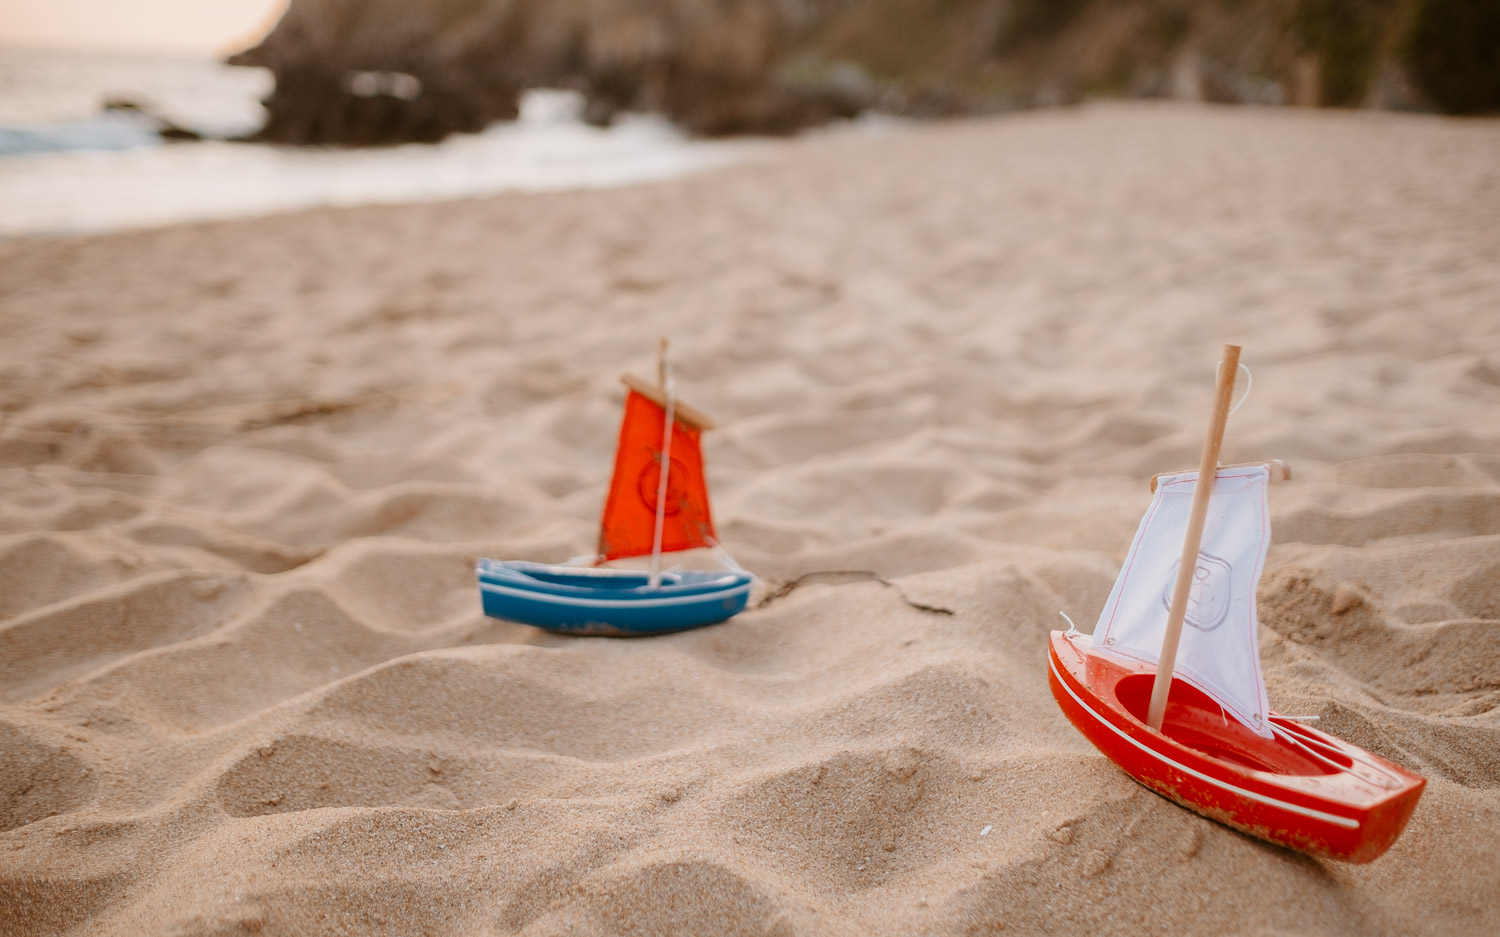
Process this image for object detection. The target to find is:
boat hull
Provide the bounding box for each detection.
[477,559,751,636]
[1048,630,1424,862]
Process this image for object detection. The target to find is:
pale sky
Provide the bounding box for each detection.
[0,0,289,55]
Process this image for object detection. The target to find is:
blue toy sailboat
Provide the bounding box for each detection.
[477,342,752,636]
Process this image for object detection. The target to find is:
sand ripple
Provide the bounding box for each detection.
[2,104,1498,935]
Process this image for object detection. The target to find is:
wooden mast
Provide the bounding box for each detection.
[1146,343,1242,732]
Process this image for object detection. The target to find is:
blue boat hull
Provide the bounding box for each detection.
[476,559,752,636]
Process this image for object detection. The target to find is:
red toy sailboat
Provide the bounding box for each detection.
[1048,344,1425,862]
[477,341,752,636]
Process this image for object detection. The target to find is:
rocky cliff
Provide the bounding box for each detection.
[229,0,1498,145]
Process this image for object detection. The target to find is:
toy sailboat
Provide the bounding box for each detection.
[1048,344,1425,862]
[476,342,752,636]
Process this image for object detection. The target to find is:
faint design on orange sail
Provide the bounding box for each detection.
[597,390,716,562]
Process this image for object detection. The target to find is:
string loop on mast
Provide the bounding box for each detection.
[1226,362,1252,417]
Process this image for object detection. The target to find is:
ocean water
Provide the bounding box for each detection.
[0,46,751,238]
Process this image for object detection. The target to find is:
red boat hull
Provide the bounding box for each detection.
[1048,630,1424,862]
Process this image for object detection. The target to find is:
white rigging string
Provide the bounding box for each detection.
[1058,610,1082,638]
[1268,719,1404,789]
[707,538,748,575]
[1223,361,1253,417]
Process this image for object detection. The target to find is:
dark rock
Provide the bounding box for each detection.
[228,0,832,145]
[225,0,1458,147]
[102,97,204,142]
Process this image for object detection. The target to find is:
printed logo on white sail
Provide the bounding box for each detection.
[1161,551,1233,632]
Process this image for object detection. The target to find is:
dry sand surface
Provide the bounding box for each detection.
[2,103,1499,936]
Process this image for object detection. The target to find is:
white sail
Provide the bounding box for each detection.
[1091,465,1273,737]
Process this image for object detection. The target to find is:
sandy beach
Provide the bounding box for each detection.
[2,102,1498,935]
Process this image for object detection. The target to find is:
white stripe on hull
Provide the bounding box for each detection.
[1048,651,1360,830]
[480,579,751,610]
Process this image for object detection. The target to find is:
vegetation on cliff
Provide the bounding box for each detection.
[1404,0,1500,114]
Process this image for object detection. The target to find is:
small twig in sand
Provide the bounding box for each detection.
[753,570,954,615]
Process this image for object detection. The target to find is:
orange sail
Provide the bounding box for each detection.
[597,389,717,563]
